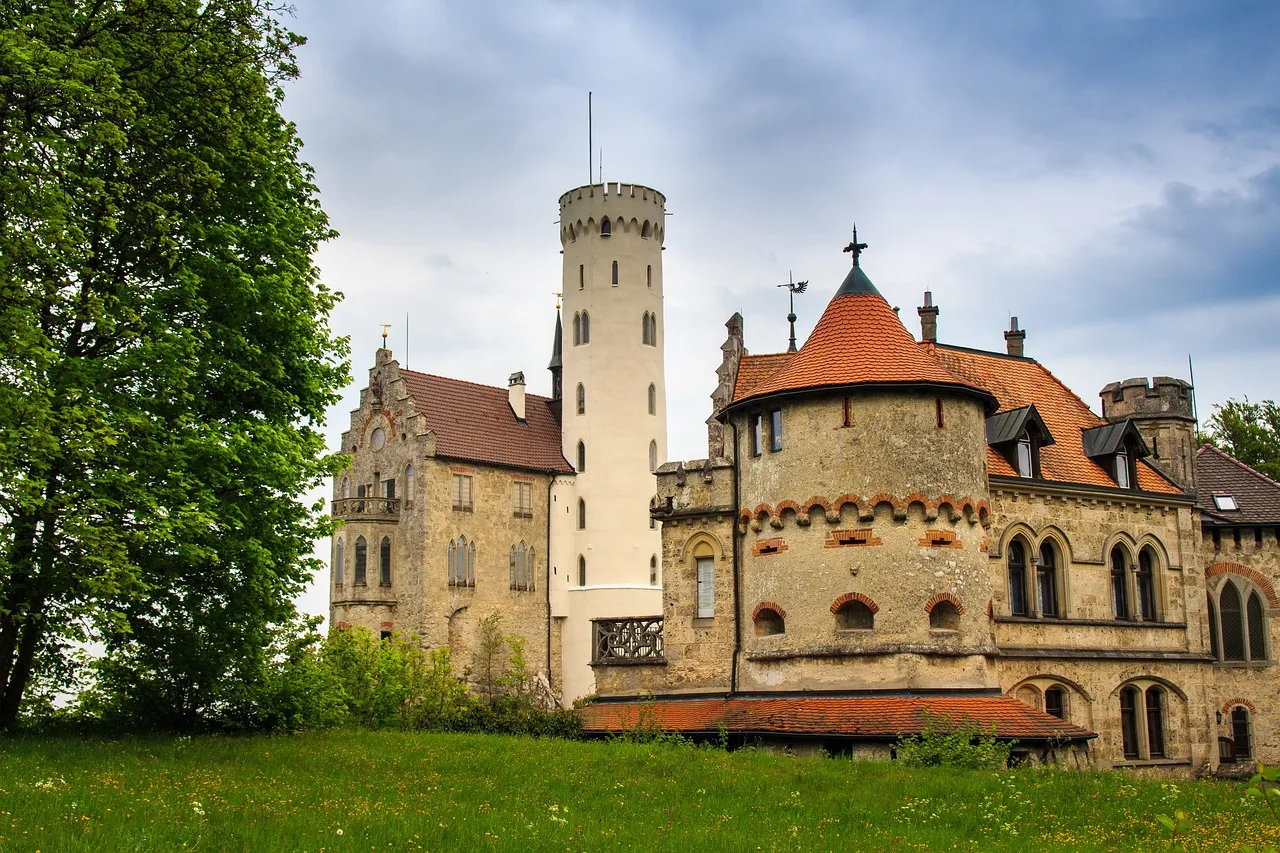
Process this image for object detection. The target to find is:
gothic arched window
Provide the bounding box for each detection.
[335,537,345,586]
[612,259,619,285]
[649,440,658,473]
[573,312,581,346]
[1137,548,1157,621]
[577,440,586,471]
[577,498,586,530]
[578,555,587,587]
[581,311,590,343]
[648,383,656,415]
[1038,540,1059,617]
[1110,546,1129,620]
[600,217,611,237]
[379,536,392,585]
[354,536,367,585]
[642,312,651,345]
[576,383,585,415]
[1007,539,1029,617]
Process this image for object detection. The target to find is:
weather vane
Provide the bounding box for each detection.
[777,271,809,353]
[380,323,392,348]
[842,223,868,267]
[552,291,562,310]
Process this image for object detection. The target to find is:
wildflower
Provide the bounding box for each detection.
[336,828,344,836]
[192,801,205,817]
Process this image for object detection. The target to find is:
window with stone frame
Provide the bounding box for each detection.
[509,541,534,591]
[513,481,533,518]
[1110,546,1130,620]
[1119,680,1175,761]
[404,464,415,504]
[1037,540,1060,617]
[448,536,475,587]
[578,554,586,587]
[1007,538,1029,616]
[649,440,658,473]
[576,383,586,415]
[1119,686,1140,759]
[577,441,586,472]
[451,474,473,512]
[1044,685,1066,719]
[379,536,392,585]
[1209,577,1269,662]
[769,409,783,452]
[1137,548,1158,621]
[335,537,345,586]
[1231,706,1253,760]
[648,383,656,415]
[354,536,367,585]
[749,413,763,457]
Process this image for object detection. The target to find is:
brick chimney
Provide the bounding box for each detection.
[1004,317,1026,357]
[917,291,939,343]
[508,371,526,421]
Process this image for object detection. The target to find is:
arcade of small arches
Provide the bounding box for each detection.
[738,493,991,533]
[562,215,663,244]
[333,534,393,587]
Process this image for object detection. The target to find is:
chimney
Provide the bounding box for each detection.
[917,290,939,343]
[508,371,526,421]
[1004,317,1026,357]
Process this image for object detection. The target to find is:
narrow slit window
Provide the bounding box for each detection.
[579,264,584,290]
[612,260,618,285]
[769,409,783,452]
[935,399,944,428]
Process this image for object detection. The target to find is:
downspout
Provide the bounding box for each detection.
[545,474,555,698]
[728,418,742,695]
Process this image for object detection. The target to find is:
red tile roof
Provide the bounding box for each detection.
[578,695,1094,741]
[734,353,794,400]
[926,345,1183,496]
[400,370,573,474]
[1195,444,1280,525]
[731,292,991,407]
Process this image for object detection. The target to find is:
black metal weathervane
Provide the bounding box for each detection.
[777,271,809,353]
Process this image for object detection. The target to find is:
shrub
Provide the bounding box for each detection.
[894,711,1014,769]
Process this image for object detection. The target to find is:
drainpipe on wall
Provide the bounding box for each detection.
[728,418,742,695]
[545,475,555,700]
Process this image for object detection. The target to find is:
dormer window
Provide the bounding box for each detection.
[1213,494,1239,512]
[1016,437,1033,478]
[986,405,1053,480]
[1082,418,1149,491]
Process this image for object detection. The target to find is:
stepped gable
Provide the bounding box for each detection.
[926,344,1182,495]
[1195,444,1280,525]
[730,265,993,408]
[578,695,1094,742]
[400,370,573,474]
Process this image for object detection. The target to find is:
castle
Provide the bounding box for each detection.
[331,181,1277,774]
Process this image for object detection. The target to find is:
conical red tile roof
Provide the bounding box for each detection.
[731,267,992,410]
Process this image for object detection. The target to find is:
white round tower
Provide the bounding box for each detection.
[555,182,667,702]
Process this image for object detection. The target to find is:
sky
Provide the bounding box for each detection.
[280,0,1280,622]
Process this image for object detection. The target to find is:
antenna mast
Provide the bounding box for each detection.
[588,92,592,186]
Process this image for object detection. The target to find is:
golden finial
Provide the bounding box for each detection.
[380,324,392,348]
[552,291,562,310]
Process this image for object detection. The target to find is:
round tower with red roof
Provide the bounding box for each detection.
[717,238,1001,694]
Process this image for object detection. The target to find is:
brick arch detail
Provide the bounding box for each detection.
[833,493,861,514]
[831,592,879,615]
[1207,562,1280,608]
[738,494,989,530]
[924,592,965,615]
[1222,697,1258,715]
[753,601,787,621]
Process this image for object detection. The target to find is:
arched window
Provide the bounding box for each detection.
[649,555,658,586]
[1207,592,1220,659]
[379,536,392,585]
[641,220,651,238]
[930,600,960,631]
[1145,687,1166,758]
[648,383,656,415]
[448,539,457,585]
[642,312,651,345]
[576,440,586,471]
[647,313,657,346]
[577,498,586,530]
[404,464,415,504]
[1231,706,1253,760]
[1044,686,1066,719]
[578,555,586,587]
[600,217,611,237]
[335,537,345,585]
[466,539,476,586]
[1248,590,1267,660]
[509,541,532,591]
[1038,541,1059,617]
[1137,548,1157,621]
[1110,546,1129,620]
[576,383,585,415]
[649,440,658,473]
[835,600,874,630]
[1221,581,1245,660]
[695,544,715,618]
[1008,539,1029,616]
[581,311,590,343]
[341,477,349,498]
[573,312,581,346]
[526,546,534,591]
[611,259,618,285]
[754,607,785,636]
[354,536,367,585]
[449,535,474,588]
[509,545,516,589]
[1119,686,1140,759]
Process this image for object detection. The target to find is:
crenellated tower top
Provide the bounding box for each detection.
[559,182,666,247]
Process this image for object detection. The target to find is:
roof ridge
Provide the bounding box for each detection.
[1198,443,1280,492]
[400,368,556,403]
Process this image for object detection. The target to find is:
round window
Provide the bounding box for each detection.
[370,427,386,450]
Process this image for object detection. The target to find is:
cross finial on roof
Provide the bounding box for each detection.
[842,224,868,267]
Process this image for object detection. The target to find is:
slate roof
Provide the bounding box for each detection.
[1195,444,1280,526]
[986,404,1055,448]
[399,370,573,474]
[927,345,1182,495]
[729,267,994,409]
[577,695,1095,741]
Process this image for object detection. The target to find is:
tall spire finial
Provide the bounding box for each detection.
[842,224,868,267]
[776,271,809,354]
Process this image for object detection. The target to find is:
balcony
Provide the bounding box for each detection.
[331,496,401,522]
[592,617,664,665]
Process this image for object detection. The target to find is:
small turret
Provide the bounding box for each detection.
[548,309,563,402]
[1100,377,1195,490]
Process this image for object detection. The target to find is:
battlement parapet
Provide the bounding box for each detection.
[1100,376,1194,422]
[559,182,666,209]
[559,182,667,247]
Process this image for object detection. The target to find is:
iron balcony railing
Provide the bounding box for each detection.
[592,616,664,665]
[331,496,401,522]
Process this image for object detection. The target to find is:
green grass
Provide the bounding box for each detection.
[1,731,1276,851]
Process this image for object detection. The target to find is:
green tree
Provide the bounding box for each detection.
[1204,398,1280,482]
[0,0,347,728]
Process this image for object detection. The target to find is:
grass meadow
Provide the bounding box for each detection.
[2,730,1277,851]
